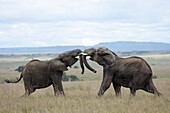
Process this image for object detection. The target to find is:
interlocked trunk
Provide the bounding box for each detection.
[80,55,97,74]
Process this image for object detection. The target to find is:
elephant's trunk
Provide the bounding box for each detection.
[82,55,97,73]
[79,55,85,74]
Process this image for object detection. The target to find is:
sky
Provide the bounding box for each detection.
[0,0,170,48]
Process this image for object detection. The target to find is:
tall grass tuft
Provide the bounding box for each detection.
[0,79,170,113]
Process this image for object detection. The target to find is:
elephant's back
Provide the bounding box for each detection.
[121,56,152,72]
[22,59,49,77]
[115,57,152,80]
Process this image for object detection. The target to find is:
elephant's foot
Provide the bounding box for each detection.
[97,91,104,97]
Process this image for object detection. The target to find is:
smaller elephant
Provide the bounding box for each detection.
[5,49,82,97]
[79,47,162,97]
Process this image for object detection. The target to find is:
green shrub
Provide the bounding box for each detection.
[73,66,79,69]
[62,73,69,81]
[15,66,25,72]
[68,75,79,81]
[62,72,80,81]
[152,75,157,79]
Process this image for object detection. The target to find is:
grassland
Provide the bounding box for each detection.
[0,79,170,113]
[0,51,170,82]
[0,51,170,113]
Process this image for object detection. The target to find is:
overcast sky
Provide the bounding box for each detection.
[0,0,170,48]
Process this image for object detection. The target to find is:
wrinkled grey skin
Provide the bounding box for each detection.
[5,49,82,97]
[80,47,162,97]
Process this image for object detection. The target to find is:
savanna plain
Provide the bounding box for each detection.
[0,50,170,113]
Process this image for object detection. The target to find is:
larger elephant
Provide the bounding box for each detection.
[79,47,162,96]
[5,49,82,96]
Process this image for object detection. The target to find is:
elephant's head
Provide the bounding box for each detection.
[49,49,82,72]
[79,47,116,74]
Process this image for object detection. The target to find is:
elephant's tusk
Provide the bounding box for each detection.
[79,53,89,56]
[79,55,85,74]
[83,55,97,73]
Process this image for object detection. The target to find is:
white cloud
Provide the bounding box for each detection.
[81,38,101,46]
[0,0,170,47]
[0,32,5,35]
[0,21,170,47]
[0,0,169,23]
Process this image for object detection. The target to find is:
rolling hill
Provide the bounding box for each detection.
[0,41,170,53]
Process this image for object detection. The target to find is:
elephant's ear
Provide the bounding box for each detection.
[102,55,115,65]
[49,59,68,71]
[97,49,116,65]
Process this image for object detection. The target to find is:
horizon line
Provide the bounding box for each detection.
[0,41,170,49]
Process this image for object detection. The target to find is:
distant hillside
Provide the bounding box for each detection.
[0,41,170,53]
[0,46,87,53]
[95,41,170,51]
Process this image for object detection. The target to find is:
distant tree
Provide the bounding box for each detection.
[62,72,69,81]
[151,64,155,66]
[73,66,79,69]
[15,66,25,72]
[152,75,157,79]
[62,72,80,81]
[68,75,79,81]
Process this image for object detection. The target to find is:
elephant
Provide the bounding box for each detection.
[5,49,82,97]
[79,47,162,97]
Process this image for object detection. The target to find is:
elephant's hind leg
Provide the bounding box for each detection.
[130,87,136,96]
[112,82,121,97]
[129,80,136,96]
[21,88,36,97]
[22,80,36,97]
[143,79,162,96]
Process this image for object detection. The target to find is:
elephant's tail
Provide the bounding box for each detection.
[5,73,23,83]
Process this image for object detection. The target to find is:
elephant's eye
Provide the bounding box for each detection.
[67,54,71,57]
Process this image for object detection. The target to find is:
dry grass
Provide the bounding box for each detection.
[0,79,170,113]
[0,52,170,112]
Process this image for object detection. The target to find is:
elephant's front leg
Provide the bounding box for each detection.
[98,69,113,96]
[51,71,65,96]
[52,82,65,96]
